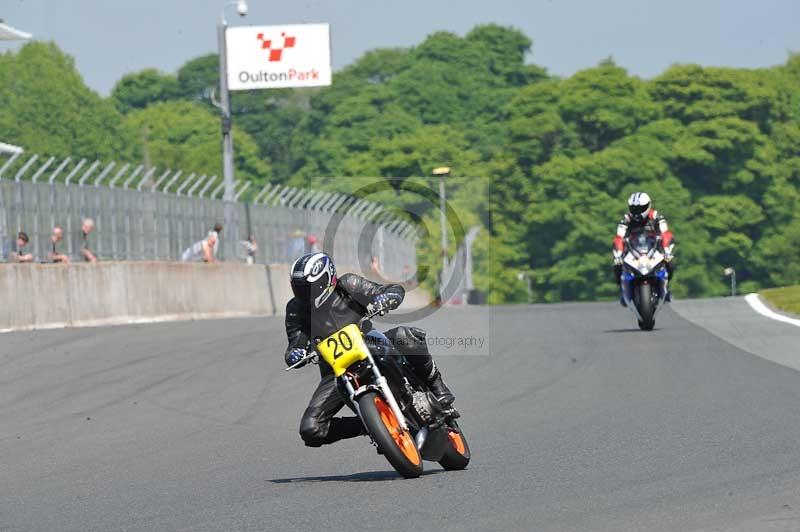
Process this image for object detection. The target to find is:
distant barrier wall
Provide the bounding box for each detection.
[0,262,430,333]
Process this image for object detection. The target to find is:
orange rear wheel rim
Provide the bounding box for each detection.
[448,430,466,455]
[374,396,420,465]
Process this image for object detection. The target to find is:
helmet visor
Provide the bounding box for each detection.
[629,203,650,216]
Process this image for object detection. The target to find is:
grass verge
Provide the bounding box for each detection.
[760,285,800,315]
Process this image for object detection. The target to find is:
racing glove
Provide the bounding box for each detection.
[371,292,402,313]
[285,347,307,368]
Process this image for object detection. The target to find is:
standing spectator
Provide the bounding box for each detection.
[49,226,70,264]
[181,231,217,263]
[78,218,97,262]
[212,222,223,258]
[11,231,34,263]
[370,255,381,276]
[288,229,305,260]
[242,234,258,264]
[307,234,322,253]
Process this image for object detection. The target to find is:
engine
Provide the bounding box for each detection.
[410,390,444,425]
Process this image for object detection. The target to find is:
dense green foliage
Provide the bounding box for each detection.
[2,26,799,300]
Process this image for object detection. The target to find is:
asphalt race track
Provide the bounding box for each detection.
[3,302,800,532]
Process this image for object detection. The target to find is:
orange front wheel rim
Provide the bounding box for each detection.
[374,396,420,465]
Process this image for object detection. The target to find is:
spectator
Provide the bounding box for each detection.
[78,218,97,262]
[242,234,258,264]
[11,231,34,263]
[288,229,305,259]
[212,222,223,258]
[370,255,381,276]
[307,234,322,253]
[181,231,217,263]
[50,226,70,264]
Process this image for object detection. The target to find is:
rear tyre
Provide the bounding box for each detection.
[439,422,471,470]
[636,283,656,331]
[357,392,422,479]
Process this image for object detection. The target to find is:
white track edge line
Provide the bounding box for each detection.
[744,293,800,328]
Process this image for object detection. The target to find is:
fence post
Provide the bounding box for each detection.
[210,180,225,199]
[14,154,38,182]
[234,181,251,201]
[261,184,283,204]
[107,163,131,188]
[48,157,71,184]
[162,170,183,194]
[176,173,196,195]
[187,174,207,197]
[198,175,218,198]
[63,159,86,185]
[76,160,101,186]
[0,150,22,179]
[31,156,55,183]
[92,162,116,187]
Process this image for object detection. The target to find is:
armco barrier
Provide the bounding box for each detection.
[0,262,430,333]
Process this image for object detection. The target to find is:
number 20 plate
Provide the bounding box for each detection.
[316,324,369,377]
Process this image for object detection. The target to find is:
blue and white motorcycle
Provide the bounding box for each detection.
[620,229,669,331]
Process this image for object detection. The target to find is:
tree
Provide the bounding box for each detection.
[0,42,138,162]
[124,101,270,190]
[111,69,180,113]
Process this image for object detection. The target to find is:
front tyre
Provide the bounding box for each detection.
[636,283,656,331]
[357,392,422,479]
[439,422,470,470]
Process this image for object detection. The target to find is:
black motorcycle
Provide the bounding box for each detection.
[287,307,470,478]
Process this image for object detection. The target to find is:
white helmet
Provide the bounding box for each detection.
[627,192,652,223]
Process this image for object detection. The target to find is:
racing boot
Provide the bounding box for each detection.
[427,367,455,407]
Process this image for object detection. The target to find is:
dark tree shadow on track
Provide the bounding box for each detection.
[269,469,446,483]
[602,328,658,333]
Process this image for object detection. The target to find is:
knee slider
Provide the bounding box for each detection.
[299,408,327,447]
[394,326,427,353]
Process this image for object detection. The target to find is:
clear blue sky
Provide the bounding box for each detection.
[2,0,799,95]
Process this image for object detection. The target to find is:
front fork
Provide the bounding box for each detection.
[621,271,668,318]
[341,351,410,432]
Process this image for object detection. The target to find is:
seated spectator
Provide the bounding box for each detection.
[79,218,97,263]
[49,226,70,264]
[11,231,34,263]
[181,232,217,263]
[242,234,258,264]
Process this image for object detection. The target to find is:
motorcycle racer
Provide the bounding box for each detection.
[612,192,675,303]
[284,252,455,447]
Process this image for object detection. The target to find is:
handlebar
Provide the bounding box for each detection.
[285,351,318,371]
[285,306,388,372]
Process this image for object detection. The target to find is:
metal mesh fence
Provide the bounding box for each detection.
[0,153,418,279]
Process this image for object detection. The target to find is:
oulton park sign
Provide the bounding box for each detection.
[226,23,332,90]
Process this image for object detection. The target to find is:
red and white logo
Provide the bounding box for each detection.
[256,32,296,62]
[226,23,332,90]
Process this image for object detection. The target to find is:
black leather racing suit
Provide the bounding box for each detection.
[285,273,437,447]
